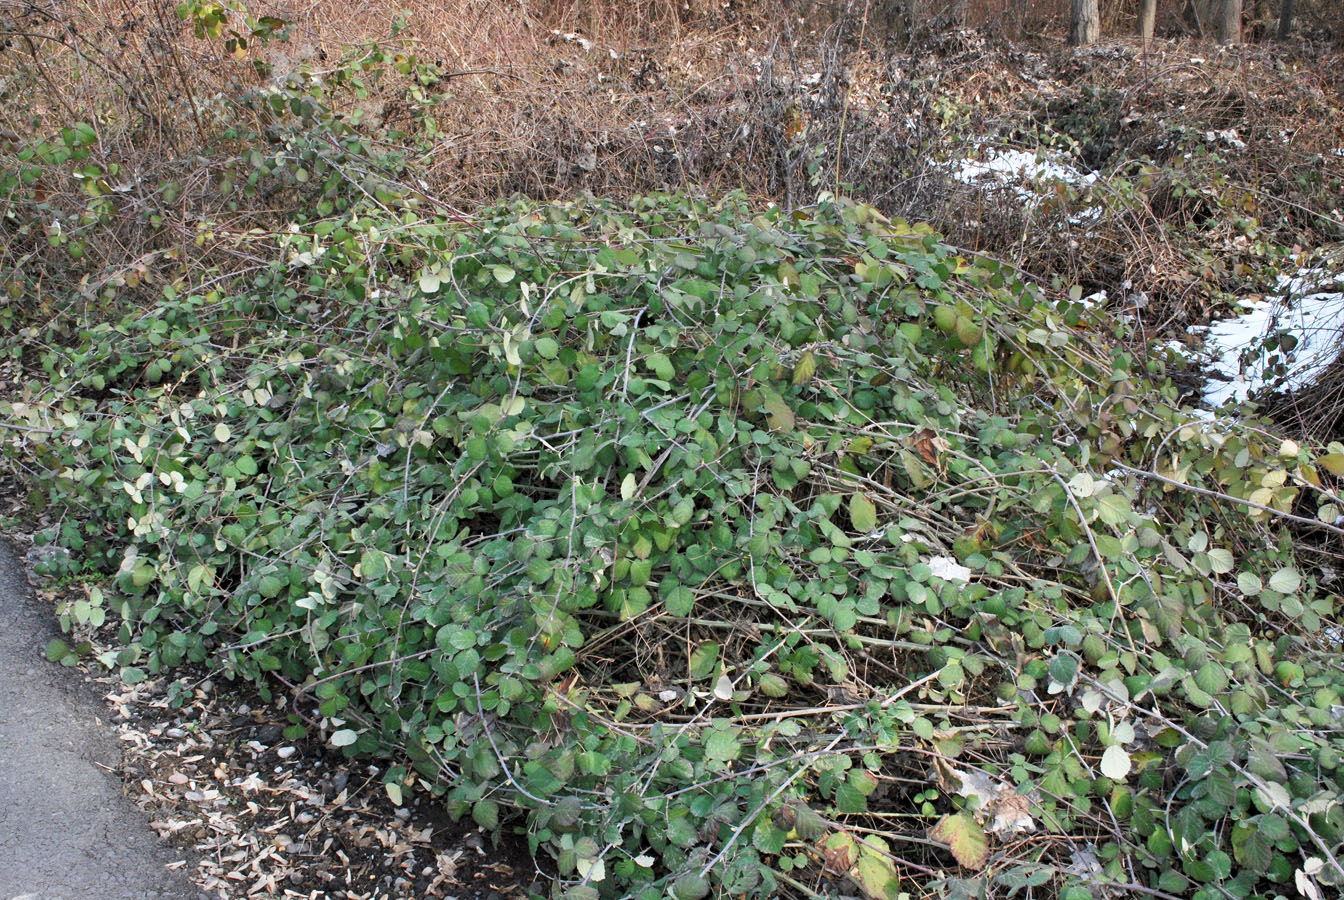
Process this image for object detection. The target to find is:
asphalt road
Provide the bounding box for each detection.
[0,540,198,900]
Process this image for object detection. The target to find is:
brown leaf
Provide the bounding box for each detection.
[819,831,858,874]
[910,427,950,465]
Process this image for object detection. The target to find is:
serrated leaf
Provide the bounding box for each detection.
[1237,571,1263,596]
[793,350,817,385]
[850,493,878,532]
[664,584,695,617]
[1095,493,1130,526]
[1100,744,1131,779]
[1067,471,1096,498]
[854,837,901,900]
[1269,567,1301,594]
[929,813,989,869]
[704,728,740,761]
[472,798,499,830]
[1316,453,1344,475]
[359,548,387,579]
[758,672,789,697]
[1194,661,1228,695]
[1238,831,1273,873]
[793,803,828,841]
[535,337,559,359]
[752,819,787,855]
[835,779,868,813]
[763,396,795,431]
[213,422,231,442]
[688,642,718,679]
[671,874,709,900]
[491,264,515,283]
[1206,548,1234,574]
[44,638,70,662]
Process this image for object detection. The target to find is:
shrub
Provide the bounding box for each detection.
[8,183,1344,899]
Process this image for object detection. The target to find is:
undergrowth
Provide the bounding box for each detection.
[8,183,1344,898]
[4,5,1344,900]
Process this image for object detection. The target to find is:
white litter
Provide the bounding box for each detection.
[927,556,972,583]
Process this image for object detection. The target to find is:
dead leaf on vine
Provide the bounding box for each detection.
[820,831,858,873]
[911,428,949,465]
[929,813,989,869]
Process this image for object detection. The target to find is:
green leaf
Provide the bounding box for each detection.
[752,819,787,855]
[688,642,718,679]
[491,265,515,283]
[1067,472,1096,498]
[758,672,789,697]
[835,779,868,813]
[1095,493,1130,526]
[1238,831,1273,873]
[850,493,878,532]
[1206,548,1235,574]
[704,729,740,761]
[763,397,795,431]
[1268,567,1301,594]
[620,473,637,500]
[664,584,695,617]
[671,874,710,900]
[330,729,358,747]
[472,798,499,829]
[854,837,901,900]
[534,337,559,359]
[360,549,388,579]
[44,638,70,662]
[1194,661,1228,695]
[1237,571,1262,596]
[929,813,988,869]
[1100,745,1131,780]
[645,352,674,380]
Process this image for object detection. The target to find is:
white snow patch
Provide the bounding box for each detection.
[1079,290,1107,310]
[1192,268,1344,407]
[953,147,1097,191]
[1205,129,1246,151]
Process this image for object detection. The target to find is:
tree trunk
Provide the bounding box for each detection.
[1070,0,1100,45]
[1215,0,1242,42]
[1278,0,1294,39]
[1140,0,1158,43]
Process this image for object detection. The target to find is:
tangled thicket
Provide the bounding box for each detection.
[3,3,1344,900]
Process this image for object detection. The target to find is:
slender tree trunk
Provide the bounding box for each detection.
[1215,0,1242,42]
[1140,0,1158,43]
[1070,0,1100,45]
[1277,0,1294,39]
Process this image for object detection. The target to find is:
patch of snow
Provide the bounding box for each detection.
[1193,268,1344,407]
[1205,129,1246,150]
[952,147,1097,190]
[1079,290,1107,310]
